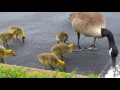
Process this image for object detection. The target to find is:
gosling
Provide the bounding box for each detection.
[37,53,66,71]
[56,32,68,44]
[0,32,15,47]
[0,46,15,64]
[9,25,25,43]
[51,44,76,60]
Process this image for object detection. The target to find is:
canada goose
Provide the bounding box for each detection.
[0,46,16,63]
[51,44,76,60]
[56,32,68,44]
[9,25,25,43]
[37,53,66,71]
[0,32,15,47]
[69,12,118,69]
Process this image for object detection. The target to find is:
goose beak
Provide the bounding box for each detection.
[112,57,116,68]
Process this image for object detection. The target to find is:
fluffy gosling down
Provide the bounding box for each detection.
[56,32,68,44]
[37,53,66,71]
[9,25,25,43]
[0,46,15,63]
[51,44,76,60]
[0,32,15,47]
[69,12,118,74]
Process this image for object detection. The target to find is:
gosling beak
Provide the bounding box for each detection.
[112,57,116,68]
[14,54,16,56]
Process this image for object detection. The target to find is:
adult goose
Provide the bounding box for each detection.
[69,12,118,68]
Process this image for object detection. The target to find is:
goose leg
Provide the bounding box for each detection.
[87,38,98,51]
[74,32,85,52]
[77,32,81,49]
[91,38,96,48]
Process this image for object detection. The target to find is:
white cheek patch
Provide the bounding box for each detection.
[109,48,112,57]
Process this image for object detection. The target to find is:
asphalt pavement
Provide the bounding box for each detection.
[0,12,119,76]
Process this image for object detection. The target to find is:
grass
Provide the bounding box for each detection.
[88,74,99,78]
[0,64,98,78]
[0,64,88,78]
[0,65,53,78]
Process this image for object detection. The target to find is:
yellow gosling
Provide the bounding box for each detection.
[37,53,66,71]
[51,44,76,60]
[0,46,15,63]
[9,25,25,43]
[0,32,15,47]
[56,32,68,44]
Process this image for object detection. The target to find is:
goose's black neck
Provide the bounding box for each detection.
[101,28,115,49]
[101,28,118,68]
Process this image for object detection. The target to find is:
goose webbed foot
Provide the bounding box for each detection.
[87,44,98,51]
[74,46,87,52]
[87,47,98,51]
[90,44,96,48]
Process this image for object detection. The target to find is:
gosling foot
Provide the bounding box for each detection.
[61,56,67,61]
[1,59,7,64]
[50,65,55,69]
